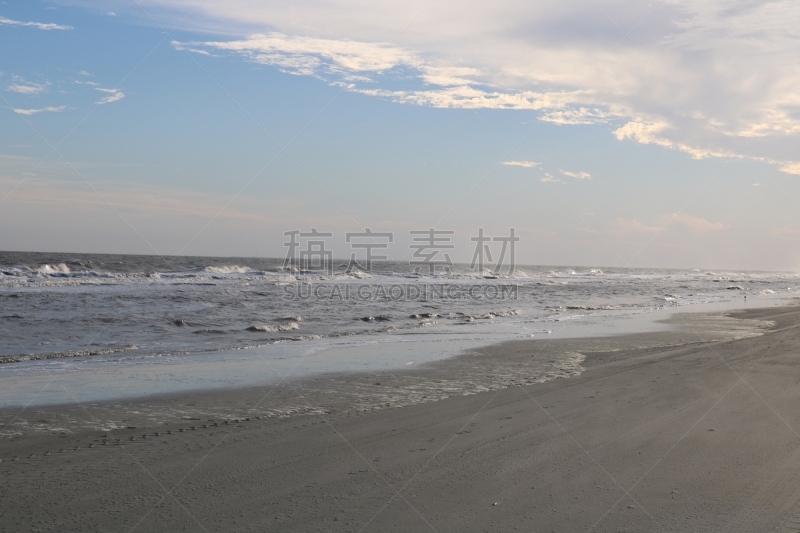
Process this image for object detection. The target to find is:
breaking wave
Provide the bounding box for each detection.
[203,265,251,274]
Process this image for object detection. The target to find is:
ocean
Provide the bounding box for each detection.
[0,251,796,406]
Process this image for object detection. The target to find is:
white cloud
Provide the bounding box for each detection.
[560,170,592,180]
[540,107,611,125]
[612,121,740,160]
[95,88,125,105]
[96,1,800,173]
[541,173,562,184]
[668,213,726,233]
[779,162,800,175]
[0,15,72,30]
[501,160,539,168]
[12,106,66,116]
[350,86,588,111]
[176,34,417,78]
[614,218,661,233]
[7,82,49,95]
[171,40,213,56]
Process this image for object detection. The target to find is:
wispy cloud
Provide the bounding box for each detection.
[614,218,661,233]
[0,15,73,31]
[771,227,800,236]
[6,82,49,95]
[779,162,800,175]
[171,40,213,56]
[12,106,66,116]
[501,160,539,168]
[613,213,726,234]
[613,121,739,160]
[95,88,125,105]
[669,213,726,233]
[540,108,611,126]
[560,170,592,180]
[540,173,563,184]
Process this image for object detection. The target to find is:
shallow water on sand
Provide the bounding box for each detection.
[0,295,787,407]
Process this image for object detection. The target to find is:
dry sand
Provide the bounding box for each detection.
[3,305,800,532]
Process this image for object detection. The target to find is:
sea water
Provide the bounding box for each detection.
[0,251,795,406]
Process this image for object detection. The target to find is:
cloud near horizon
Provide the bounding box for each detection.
[779,163,800,175]
[669,213,727,233]
[770,226,800,236]
[613,218,661,233]
[615,213,726,234]
[147,0,800,175]
[541,173,562,184]
[560,170,592,180]
[501,160,540,168]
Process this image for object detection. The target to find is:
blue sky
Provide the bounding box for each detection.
[2,0,799,270]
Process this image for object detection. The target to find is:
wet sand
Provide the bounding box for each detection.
[2,304,800,532]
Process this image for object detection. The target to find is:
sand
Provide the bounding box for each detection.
[3,305,800,532]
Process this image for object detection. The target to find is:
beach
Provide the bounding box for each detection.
[5,2,799,531]
[2,303,800,531]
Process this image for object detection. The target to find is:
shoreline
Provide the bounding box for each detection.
[0,302,783,435]
[3,303,800,531]
[0,294,786,411]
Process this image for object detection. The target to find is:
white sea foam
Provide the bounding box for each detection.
[278,316,304,322]
[204,265,251,274]
[34,263,71,275]
[246,322,301,333]
[0,345,138,365]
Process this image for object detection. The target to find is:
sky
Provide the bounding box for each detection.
[1,0,799,270]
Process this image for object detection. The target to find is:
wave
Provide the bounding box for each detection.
[546,305,616,311]
[0,345,138,365]
[34,263,71,275]
[246,321,301,333]
[203,265,251,274]
[461,310,521,321]
[277,316,304,322]
[359,315,392,322]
